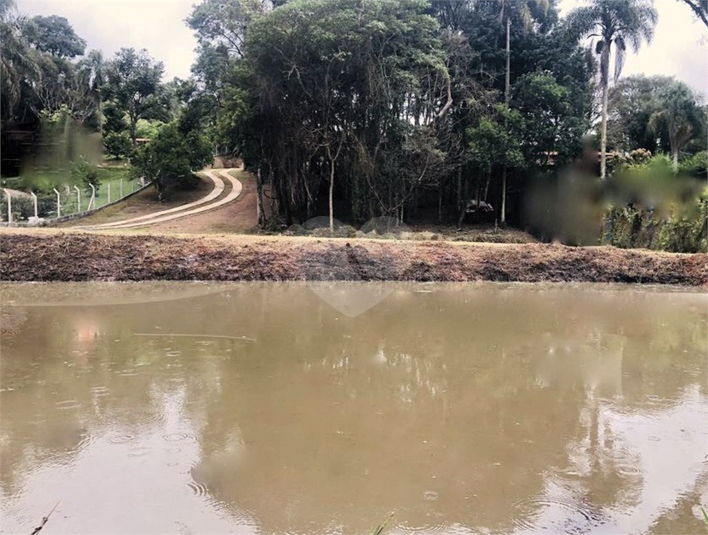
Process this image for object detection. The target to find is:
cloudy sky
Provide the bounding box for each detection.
[17,0,708,97]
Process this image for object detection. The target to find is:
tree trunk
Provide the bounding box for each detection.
[502,18,510,223]
[329,155,335,233]
[505,18,511,105]
[129,115,137,145]
[475,184,481,224]
[413,186,418,217]
[501,166,507,225]
[438,184,443,223]
[153,179,164,203]
[98,95,103,138]
[672,149,679,172]
[256,167,264,227]
[456,167,462,207]
[600,53,609,180]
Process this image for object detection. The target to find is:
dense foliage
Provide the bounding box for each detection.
[130,121,213,201]
[185,0,599,227]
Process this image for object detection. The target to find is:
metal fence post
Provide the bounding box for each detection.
[107,184,111,205]
[30,191,38,218]
[74,185,81,213]
[3,189,11,223]
[53,188,61,218]
[88,184,96,211]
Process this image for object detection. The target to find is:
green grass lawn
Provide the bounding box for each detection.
[60,167,143,215]
[1,165,140,218]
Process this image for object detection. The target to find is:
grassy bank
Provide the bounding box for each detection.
[0,229,705,285]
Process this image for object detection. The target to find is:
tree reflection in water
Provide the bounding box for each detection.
[0,283,706,535]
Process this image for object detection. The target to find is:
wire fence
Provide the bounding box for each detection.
[1,178,149,224]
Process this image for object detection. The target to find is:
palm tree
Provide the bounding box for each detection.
[649,81,704,170]
[567,0,657,179]
[492,0,549,223]
[0,0,38,119]
[77,49,105,134]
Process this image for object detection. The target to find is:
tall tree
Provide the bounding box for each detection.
[239,0,451,225]
[103,48,165,143]
[512,71,589,167]
[76,50,105,133]
[0,0,38,118]
[130,121,212,201]
[567,0,657,180]
[28,55,96,123]
[606,74,674,153]
[466,103,524,222]
[491,0,549,222]
[648,80,705,169]
[187,0,270,58]
[22,14,86,58]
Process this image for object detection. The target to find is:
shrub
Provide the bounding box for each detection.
[654,193,708,253]
[679,151,707,180]
[602,153,707,253]
[71,157,100,194]
[130,122,212,201]
[103,132,133,159]
[0,193,55,220]
[601,194,707,253]
[135,119,164,140]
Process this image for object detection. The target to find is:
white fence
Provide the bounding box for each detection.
[1,178,151,226]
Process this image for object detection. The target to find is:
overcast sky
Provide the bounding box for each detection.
[17,0,708,98]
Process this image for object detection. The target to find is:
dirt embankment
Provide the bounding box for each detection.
[1,231,706,285]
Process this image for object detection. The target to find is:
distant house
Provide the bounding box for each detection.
[537,151,559,166]
[134,138,150,145]
[537,150,620,167]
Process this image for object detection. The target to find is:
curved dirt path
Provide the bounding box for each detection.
[77,169,242,230]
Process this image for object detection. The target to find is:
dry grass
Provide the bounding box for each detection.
[1,228,705,285]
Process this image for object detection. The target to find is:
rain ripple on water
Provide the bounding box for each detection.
[512,497,609,533]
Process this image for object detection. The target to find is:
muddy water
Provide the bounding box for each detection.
[1,282,706,535]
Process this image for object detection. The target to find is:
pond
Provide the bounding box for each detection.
[1,282,706,534]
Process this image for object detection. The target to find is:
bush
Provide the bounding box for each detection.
[103,132,133,159]
[129,122,212,202]
[601,194,707,253]
[602,153,707,252]
[71,157,100,194]
[135,119,164,140]
[679,151,707,180]
[654,194,708,253]
[0,193,55,221]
